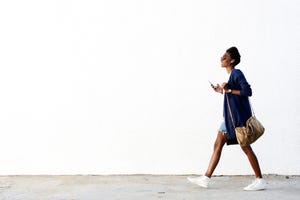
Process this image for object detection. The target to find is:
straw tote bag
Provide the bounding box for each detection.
[226,94,265,146]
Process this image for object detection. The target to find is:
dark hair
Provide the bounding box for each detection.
[226,47,241,67]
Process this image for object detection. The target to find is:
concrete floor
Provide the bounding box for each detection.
[0,175,299,200]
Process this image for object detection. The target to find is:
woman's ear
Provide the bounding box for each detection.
[230,59,235,64]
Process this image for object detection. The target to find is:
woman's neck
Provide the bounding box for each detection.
[226,66,234,74]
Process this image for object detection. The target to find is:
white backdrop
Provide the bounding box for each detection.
[0,0,299,175]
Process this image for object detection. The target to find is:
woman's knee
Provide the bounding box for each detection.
[213,132,227,151]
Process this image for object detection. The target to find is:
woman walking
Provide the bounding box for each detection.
[188,47,266,191]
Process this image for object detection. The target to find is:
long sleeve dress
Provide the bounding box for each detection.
[224,69,252,145]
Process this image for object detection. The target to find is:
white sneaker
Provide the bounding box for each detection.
[243,178,266,191]
[187,176,210,188]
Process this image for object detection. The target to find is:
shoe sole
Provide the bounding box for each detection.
[244,188,265,191]
[195,183,208,188]
[187,177,208,188]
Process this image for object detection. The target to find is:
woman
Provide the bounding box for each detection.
[188,47,266,191]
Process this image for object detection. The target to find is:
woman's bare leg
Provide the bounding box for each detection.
[241,145,262,178]
[204,131,227,178]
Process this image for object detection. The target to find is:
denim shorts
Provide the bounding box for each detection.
[219,121,228,134]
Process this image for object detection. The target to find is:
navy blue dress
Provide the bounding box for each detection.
[224,69,252,145]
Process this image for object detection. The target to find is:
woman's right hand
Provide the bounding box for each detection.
[211,83,223,94]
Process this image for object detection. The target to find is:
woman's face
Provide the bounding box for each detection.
[220,52,234,68]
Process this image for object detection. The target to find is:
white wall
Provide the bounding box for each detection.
[0,0,299,175]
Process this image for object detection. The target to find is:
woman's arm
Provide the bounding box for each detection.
[221,82,249,96]
[236,71,252,96]
[222,82,241,95]
[230,89,241,95]
[224,70,252,96]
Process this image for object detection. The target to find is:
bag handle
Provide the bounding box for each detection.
[249,98,255,117]
[226,94,236,129]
